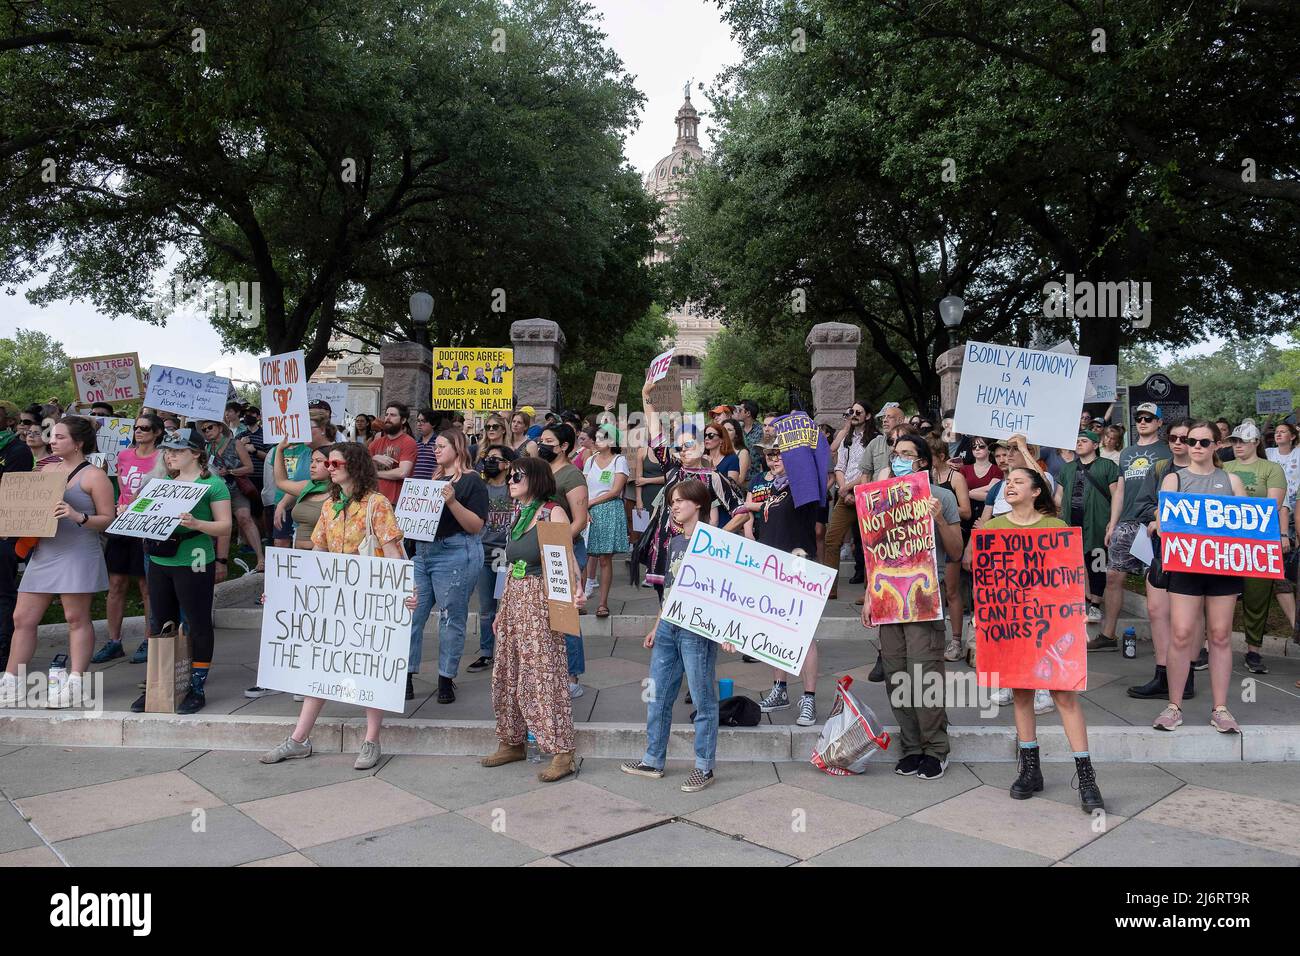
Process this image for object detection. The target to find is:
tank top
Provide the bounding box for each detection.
[292,492,328,549]
[503,503,559,577]
[1174,467,1232,496]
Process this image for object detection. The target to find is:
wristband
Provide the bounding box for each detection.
[77,512,90,526]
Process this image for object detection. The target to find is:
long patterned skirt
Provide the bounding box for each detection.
[491,575,575,754]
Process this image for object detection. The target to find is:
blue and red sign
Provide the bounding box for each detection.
[1158,492,1283,580]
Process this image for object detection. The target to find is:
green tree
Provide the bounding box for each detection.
[2,0,656,374]
[558,304,676,413]
[1121,338,1282,423]
[0,329,76,408]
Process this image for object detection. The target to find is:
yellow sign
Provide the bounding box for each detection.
[432,348,514,412]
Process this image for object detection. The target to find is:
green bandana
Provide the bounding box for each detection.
[510,500,543,541]
[0,430,14,449]
[302,479,331,499]
[331,493,353,517]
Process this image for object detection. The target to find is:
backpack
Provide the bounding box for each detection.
[697,696,761,727]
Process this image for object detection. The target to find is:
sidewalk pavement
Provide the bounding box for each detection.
[2,743,1298,866]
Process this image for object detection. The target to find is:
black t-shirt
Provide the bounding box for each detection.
[751,474,819,555]
[1070,460,1088,522]
[437,472,490,539]
[0,435,33,477]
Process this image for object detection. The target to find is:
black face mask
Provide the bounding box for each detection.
[482,460,501,477]
[537,445,558,463]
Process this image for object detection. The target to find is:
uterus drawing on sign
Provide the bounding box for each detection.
[872,569,934,621]
[1034,631,1081,682]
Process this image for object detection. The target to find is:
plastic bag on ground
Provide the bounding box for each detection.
[810,675,891,776]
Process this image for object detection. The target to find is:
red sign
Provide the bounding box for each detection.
[855,473,941,625]
[972,526,1088,691]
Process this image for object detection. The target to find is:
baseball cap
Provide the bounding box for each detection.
[517,405,536,418]
[1078,429,1100,443]
[710,404,733,416]
[1134,402,1161,419]
[1230,421,1260,443]
[875,401,901,418]
[160,427,204,452]
[307,398,332,413]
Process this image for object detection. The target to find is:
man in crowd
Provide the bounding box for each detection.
[1054,429,1120,623]
[370,402,418,506]
[737,399,765,486]
[863,401,906,482]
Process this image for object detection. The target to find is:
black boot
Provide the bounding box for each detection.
[868,651,885,683]
[437,675,456,704]
[1073,755,1105,813]
[406,674,415,701]
[1127,665,1168,699]
[1009,745,1043,799]
[1182,667,1195,700]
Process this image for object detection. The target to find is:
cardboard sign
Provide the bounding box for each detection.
[972,526,1088,691]
[855,473,942,625]
[1086,365,1117,403]
[433,348,513,412]
[589,371,622,408]
[536,521,581,634]
[1257,389,1293,415]
[1158,491,1283,580]
[93,417,133,477]
[953,341,1090,450]
[647,364,683,413]
[0,472,66,537]
[307,382,349,425]
[259,350,310,443]
[393,479,448,542]
[646,348,675,385]
[104,478,210,540]
[660,523,836,676]
[71,352,143,404]
[257,547,413,713]
[144,365,231,421]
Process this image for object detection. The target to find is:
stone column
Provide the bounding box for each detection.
[510,318,566,416]
[936,345,965,414]
[379,342,431,416]
[805,322,861,427]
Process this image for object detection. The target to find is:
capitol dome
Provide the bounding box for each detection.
[645,86,704,198]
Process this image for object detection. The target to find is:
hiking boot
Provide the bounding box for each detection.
[1152,704,1183,731]
[466,655,493,673]
[260,736,312,764]
[1073,755,1105,813]
[680,769,714,792]
[354,740,382,770]
[1009,746,1044,799]
[130,640,149,664]
[538,751,577,782]
[1244,651,1269,674]
[758,683,789,712]
[481,742,527,767]
[91,640,124,664]
[1086,633,1118,652]
[437,675,456,704]
[1127,666,1168,699]
[620,761,664,779]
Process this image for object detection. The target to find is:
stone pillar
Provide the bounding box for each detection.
[379,342,431,416]
[936,345,965,414]
[805,322,861,427]
[510,318,566,416]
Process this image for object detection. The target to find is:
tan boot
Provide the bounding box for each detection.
[480,742,527,767]
[538,751,577,782]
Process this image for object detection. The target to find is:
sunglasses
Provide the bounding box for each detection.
[508,470,526,483]
[1168,435,1188,444]
[486,424,504,430]
[972,443,987,450]
[1186,437,1215,448]
[704,432,720,439]
[766,449,782,459]
[1135,415,1157,424]
[325,460,346,470]
[676,439,697,450]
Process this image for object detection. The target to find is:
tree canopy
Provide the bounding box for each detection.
[0,330,77,408]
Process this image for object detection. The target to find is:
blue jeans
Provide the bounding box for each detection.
[474,557,500,658]
[409,534,484,678]
[566,536,587,677]
[642,620,719,772]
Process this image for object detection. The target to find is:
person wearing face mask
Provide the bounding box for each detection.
[465,443,517,674]
[637,379,744,601]
[865,402,907,481]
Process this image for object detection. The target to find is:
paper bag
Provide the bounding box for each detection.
[145,623,192,713]
[536,521,581,634]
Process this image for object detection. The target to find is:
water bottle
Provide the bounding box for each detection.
[48,653,68,693]
[526,731,542,763]
[1122,627,1137,660]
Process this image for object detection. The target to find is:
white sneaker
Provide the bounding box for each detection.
[943,638,963,662]
[0,672,20,707]
[569,682,584,699]
[50,674,84,710]
[1086,604,1103,623]
[584,579,598,597]
[990,687,1013,706]
[1033,688,1055,715]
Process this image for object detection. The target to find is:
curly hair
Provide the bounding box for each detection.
[325,442,378,502]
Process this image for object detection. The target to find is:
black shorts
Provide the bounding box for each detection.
[104,534,145,577]
[1166,571,1243,598]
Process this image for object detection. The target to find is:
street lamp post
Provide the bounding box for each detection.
[938,295,965,330]
[409,292,433,350]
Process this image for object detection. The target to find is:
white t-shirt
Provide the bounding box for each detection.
[584,454,629,501]
[1267,446,1300,511]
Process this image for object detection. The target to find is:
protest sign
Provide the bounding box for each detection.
[0,472,65,538]
[952,342,1091,450]
[660,523,836,676]
[257,547,413,713]
[1158,491,1283,580]
[71,353,143,405]
[94,417,133,476]
[307,381,349,425]
[259,350,310,443]
[646,348,675,385]
[647,364,683,412]
[589,371,622,408]
[854,473,942,625]
[1086,365,1117,402]
[394,479,448,542]
[433,348,513,412]
[536,521,581,634]
[144,365,231,421]
[771,411,829,508]
[972,526,1088,691]
[1256,389,1293,415]
[104,478,210,540]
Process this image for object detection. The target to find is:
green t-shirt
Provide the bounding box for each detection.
[984,514,1069,530]
[1224,458,1285,499]
[148,474,231,569]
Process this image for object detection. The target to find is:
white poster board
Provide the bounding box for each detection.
[1086,365,1117,403]
[660,524,836,676]
[71,352,143,404]
[259,350,311,443]
[393,479,448,542]
[104,478,210,540]
[1257,389,1293,415]
[952,341,1090,450]
[307,382,349,425]
[94,417,133,476]
[646,348,675,385]
[257,547,413,713]
[144,365,231,422]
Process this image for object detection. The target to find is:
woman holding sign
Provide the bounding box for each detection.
[0,418,114,708]
[1153,421,1247,734]
[976,467,1105,812]
[202,420,264,573]
[481,456,586,782]
[261,442,414,770]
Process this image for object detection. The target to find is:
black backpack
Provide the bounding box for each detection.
[692,696,762,727]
